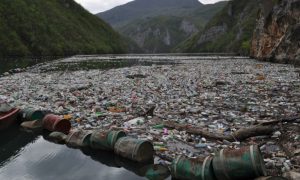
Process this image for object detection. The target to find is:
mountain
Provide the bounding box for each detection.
[97,0,203,28]
[174,0,259,55]
[0,0,126,57]
[98,0,227,53]
[251,0,300,64]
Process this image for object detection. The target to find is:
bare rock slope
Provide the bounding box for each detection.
[251,0,300,64]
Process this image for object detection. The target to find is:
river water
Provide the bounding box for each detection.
[0,127,153,180]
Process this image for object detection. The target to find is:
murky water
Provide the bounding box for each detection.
[0,54,240,74]
[0,126,170,180]
[0,57,58,74]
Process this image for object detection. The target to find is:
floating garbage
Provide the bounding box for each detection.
[124,117,145,127]
[171,156,216,180]
[21,108,46,121]
[212,145,267,180]
[20,120,43,131]
[1,55,300,178]
[66,130,92,148]
[42,114,71,134]
[114,137,154,162]
[48,131,68,144]
[90,130,126,151]
[0,101,13,113]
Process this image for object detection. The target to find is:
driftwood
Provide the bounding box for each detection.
[143,106,156,117]
[164,116,300,142]
[257,116,300,126]
[164,121,277,142]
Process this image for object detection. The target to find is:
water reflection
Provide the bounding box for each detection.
[46,59,180,72]
[0,57,57,74]
[0,128,170,180]
[0,126,39,167]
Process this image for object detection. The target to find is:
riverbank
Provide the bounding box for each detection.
[0,55,299,177]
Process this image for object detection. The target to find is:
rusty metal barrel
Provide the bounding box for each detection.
[114,137,154,163]
[21,108,45,121]
[212,145,267,180]
[90,130,126,151]
[42,114,71,134]
[171,156,217,180]
[66,130,92,148]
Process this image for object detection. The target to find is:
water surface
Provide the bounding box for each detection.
[0,127,157,180]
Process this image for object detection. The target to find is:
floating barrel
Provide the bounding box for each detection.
[42,114,71,134]
[114,137,154,163]
[145,164,170,180]
[212,145,267,180]
[66,130,92,148]
[90,130,126,151]
[21,108,46,121]
[171,156,216,180]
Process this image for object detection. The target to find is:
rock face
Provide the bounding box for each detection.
[120,16,200,53]
[174,0,260,54]
[251,0,300,64]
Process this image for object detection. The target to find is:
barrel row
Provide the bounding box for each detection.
[171,145,271,180]
[19,108,155,163]
[49,129,155,163]
[19,108,282,180]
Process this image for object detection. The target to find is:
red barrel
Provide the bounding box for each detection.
[43,114,71,134]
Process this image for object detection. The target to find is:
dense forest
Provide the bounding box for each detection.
[0,0,126,57]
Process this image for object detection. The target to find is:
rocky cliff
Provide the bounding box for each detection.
[174,0,259,54]
[119,16,200,53]
[251,0,300,64]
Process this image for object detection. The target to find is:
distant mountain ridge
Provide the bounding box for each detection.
[0,0,126,57]
[98,0,227,53]
[98,0,203,28]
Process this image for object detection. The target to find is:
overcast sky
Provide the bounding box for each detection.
[74,0,226,14]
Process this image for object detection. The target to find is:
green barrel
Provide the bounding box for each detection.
[21,108,45,121]
[90,130,126,151]
[171,156,216,180]
[212,145,267,180]
[145,164,170,180]
[114,137,154,163]
[66,130,92,148]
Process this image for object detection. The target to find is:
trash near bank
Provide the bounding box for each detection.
[0,56,300,179]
